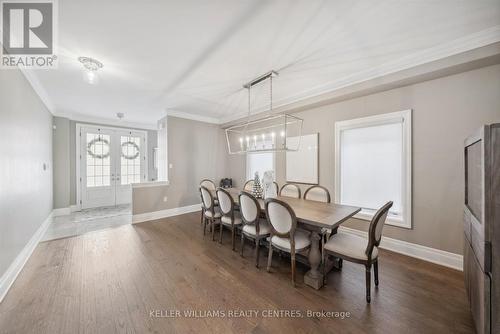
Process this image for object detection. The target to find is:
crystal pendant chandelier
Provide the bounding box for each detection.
[225,71,303,154]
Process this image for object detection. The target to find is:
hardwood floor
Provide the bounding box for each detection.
[0,212,474,334]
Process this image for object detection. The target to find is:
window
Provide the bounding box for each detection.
[246,152,275,181]
[120,135,142,185]
[335,110,412,228]
[86,133,111,187]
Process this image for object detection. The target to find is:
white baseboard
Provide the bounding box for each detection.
[70,205,80,213]
[0,211,53,303]
[132,204,201,224]
[338,226,463,271]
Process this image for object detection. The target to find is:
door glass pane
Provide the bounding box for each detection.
[86,133,111,187]
[120,135,142,185]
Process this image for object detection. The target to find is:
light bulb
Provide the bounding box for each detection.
[271,132,275,139]
[84,70,99,84]
[239,137,243,143]
[280,131,285,137]
[261,134,265,140]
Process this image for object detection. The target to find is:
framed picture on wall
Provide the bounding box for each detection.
[286,133,319,184]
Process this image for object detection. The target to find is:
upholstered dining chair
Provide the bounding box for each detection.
[279,183,301,198]
[216,187,242,250]
[200,179,218,205]
[322,201,393,303]
[200,186,222,241]
[273,182,279,195]
[304,185,332,256]
[304,185,331,203]
[239,191,271,267]
[265,198,311,286]
[243,180,254,192]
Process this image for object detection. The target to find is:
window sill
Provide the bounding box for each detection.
[352,210,411,229]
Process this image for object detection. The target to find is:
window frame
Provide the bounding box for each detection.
[334,109,412,229]
[246,151,276,181]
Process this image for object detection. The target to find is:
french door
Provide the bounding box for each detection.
[79,126,147,209]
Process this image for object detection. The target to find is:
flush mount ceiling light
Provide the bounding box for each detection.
[225,70,303,154]
[78,56,103,84]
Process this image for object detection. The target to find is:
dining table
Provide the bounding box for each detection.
[215,188,361,290]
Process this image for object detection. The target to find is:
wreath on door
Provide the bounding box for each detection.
[121,141,140,160]
[87,137,110,159]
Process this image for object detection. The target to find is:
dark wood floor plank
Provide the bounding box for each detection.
[0,212,473,334]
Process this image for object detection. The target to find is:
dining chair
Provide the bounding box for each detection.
[199,187,205,225]
[239,191,271,267]
[304,185,332,262]
[243,179,254,192]
[216,187,242,250]
[279,183,301,198]
[200,186,222,241]
[273,182,279,195]
[322,201,393,303]
[265,198,311,286]
[304,185,331,203]
[200,179,218,205]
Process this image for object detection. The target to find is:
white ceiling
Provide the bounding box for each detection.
[28,0,500,127]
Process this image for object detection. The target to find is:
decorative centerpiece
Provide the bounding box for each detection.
[262,170,276,199]
[252,172,263,198]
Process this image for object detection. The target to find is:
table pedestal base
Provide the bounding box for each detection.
[304,271,324,290]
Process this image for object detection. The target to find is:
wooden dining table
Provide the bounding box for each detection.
[216,188,361,290]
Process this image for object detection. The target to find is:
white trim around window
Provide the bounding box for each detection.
[334,109,412,229]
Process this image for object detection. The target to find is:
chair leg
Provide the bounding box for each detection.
[231,227,235,251]
[200,209,204,225]
[240,234,245,257]
[322,253,327,286]
[374,260,379,286]
[255,238,260,268]
[219,223,223,244]
[266,244,273,272]
[291,249,296,287]
[211,220,216,241]
[365,264,371,303]
[203,217,206,235]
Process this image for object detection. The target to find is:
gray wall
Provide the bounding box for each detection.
[52,117,157,208]
[132,116,228,214]
[228,64,500,255]
[0,69,53,277]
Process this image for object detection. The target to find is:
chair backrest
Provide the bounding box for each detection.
[304,185,331,203]
[366,201,393,258]
[244,180,254,191]
[200,186,214,211]
[279,183,301,198]
[265,198,297,238]
[216,187,234,216]
[200,179,216,191]
[273,182,279,194]
[239,191,260,224]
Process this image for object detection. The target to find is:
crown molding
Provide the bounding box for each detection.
[166,109,221,124]
[53,111,157,130]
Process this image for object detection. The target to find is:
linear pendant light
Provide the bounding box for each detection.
[225,71,303,154]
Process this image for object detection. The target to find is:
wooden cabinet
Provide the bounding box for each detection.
[463,123,499,334]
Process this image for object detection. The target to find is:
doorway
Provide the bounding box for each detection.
[77,124,147,209]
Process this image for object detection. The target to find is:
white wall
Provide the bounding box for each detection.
[0,69,53,277]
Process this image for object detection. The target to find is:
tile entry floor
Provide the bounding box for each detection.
[42,205,131,241]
